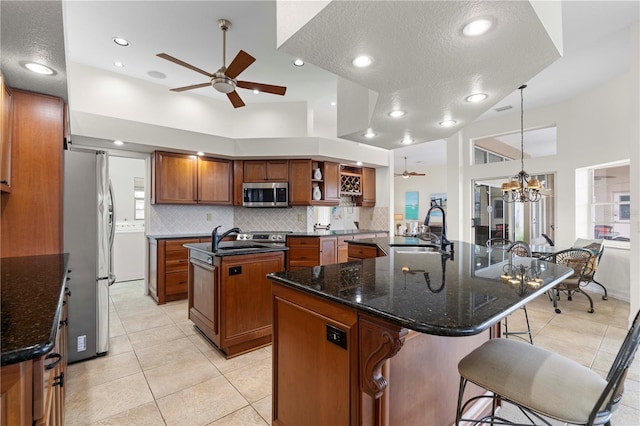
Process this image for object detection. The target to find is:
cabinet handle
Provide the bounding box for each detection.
[178,259,187,263]
[179,280,187,285]
[0,180,8,184]
[65,288,71,297]
[59,318,68,328]
[53,372,65,387]
[45,353,62,370]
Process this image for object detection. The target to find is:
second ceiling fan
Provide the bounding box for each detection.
[395,157,426,178]
[157,19,287,108]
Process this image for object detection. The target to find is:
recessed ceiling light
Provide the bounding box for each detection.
[147,70,167,79]
[363,130,376,138]
[113,37,129,46]
[439,120,457,127]
[330,101,337,107]
[197,151,204,156]
[253,89,260,94]
[293,58,304,67]
[352,55,373,68]
[462,18,493,37]
[401,137,413,145]
[388,110,406,118]
[465,93,488,103]
[114,61,124,68]
[356,161,363,166]
[24,62,54,75]
[113,140,124,146]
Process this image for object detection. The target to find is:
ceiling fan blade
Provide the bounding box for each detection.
[408,172,426,176]
[237,81,287,96]
[157,53,213,77]
[224,50,255,79]
[227,90,245,108]
[170,82,211,92]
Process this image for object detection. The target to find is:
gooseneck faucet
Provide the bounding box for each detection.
[212,226,241,252]
[423,205,454,253]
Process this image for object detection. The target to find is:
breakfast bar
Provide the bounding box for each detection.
[267,240,573,425]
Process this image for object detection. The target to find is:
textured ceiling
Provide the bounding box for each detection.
[277,1,562,149]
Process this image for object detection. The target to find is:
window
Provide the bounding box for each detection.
[472,126,557,165]
[590,163,630,240]
[134,177,144,220]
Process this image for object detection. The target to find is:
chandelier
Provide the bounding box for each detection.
[501,85,542,203]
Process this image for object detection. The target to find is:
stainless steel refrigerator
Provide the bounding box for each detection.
[64,149,116,363]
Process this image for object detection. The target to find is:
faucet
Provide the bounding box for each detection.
[211,226,241,252]
[424,205,454,253]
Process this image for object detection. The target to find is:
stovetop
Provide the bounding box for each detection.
[236,231,291,243]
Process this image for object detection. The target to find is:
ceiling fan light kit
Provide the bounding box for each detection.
[157,18,287,108]
[395,156,426,178]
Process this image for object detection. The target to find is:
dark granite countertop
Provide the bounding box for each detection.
[347,236,441,256]
[267,241,572,336]
[1,254,70,366]
[288,229,388,237]
[184,241,288,257]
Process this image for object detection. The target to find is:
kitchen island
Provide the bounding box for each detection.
[267,240,572,425]
[184,241,287,358]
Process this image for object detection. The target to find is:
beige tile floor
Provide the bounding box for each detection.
[64,280,640,425]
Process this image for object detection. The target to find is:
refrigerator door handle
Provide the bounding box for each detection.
[108,181,116,250]
[108,272,117,286]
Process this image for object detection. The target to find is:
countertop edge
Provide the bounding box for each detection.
[1,254,69,367]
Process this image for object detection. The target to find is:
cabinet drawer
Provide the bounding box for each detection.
[288,259,319,269]
[166,258,189,273]
[166,271,188,295]
[287,238,319,248]
[165,238,198,251]
[288,248,319,262]
[337,236,353,245]
[347,245,378,259]
[166,249,189,262]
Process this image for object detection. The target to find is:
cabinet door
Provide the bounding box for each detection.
[288,159,312,205]
[1,77,13,192]
[189,258,218,343]
[243,160,268,182]
[357,167,376,207]
[319,237,337,265]
[272,284,357,425]
[266,160,289,181]
[152,151,197,204]
[198,157,232,204]
[323,162,340,202]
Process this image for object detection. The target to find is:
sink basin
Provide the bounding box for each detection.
[217,244,269,251]
[392,246,439,254]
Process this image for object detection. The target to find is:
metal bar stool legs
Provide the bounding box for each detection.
[503,305,533,344]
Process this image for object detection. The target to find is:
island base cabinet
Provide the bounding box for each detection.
[272,283,359,426]
[188,251,285,359]
[271,282,498,426]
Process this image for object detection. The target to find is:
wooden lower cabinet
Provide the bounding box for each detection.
[272,284,359,425]
[149,237,205,304]
[271,282,495,426]
[286,236,337,270]
[188,250,285,358]
[347,243,385,260]
[1,286,69,426]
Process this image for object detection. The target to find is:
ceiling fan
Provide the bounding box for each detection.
[395,157,426,178]
[157,19,287,108]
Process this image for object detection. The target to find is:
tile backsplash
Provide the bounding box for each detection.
[148,204,390,236]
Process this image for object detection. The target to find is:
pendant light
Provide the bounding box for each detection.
[501,85,542,203]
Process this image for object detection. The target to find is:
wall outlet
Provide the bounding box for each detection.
[206,213,212,221]
[369,213,373,220]
[297,214,303,222]
[77,335,86,352]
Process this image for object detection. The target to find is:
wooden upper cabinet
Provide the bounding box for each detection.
[356,167,376,207]
[233,160,244,206]
[322,161,340,203]
[243,160,288,182]
[152,151,198,204]
[1,76,13,192]
[198,157,232,204]
[289,159,340,206]
[288,159,312,205]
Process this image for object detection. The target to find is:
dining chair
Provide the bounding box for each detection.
[456,309,640,426]
[539,248,594,314]
[581,246,607,300]
[541,233,555,247]
[486,238,511,249]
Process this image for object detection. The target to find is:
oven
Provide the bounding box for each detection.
[235,231,290,247]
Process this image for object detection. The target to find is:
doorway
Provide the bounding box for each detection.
[472,174,555,246]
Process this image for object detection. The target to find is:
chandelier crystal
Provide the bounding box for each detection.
[501,84,542,203]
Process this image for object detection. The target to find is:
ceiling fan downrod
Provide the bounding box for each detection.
[218,19,231,68]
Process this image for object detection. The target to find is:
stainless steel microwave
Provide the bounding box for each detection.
[242,182,289,207]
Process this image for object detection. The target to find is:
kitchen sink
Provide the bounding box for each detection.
[217,244,270,251]
[392,246,439,254]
